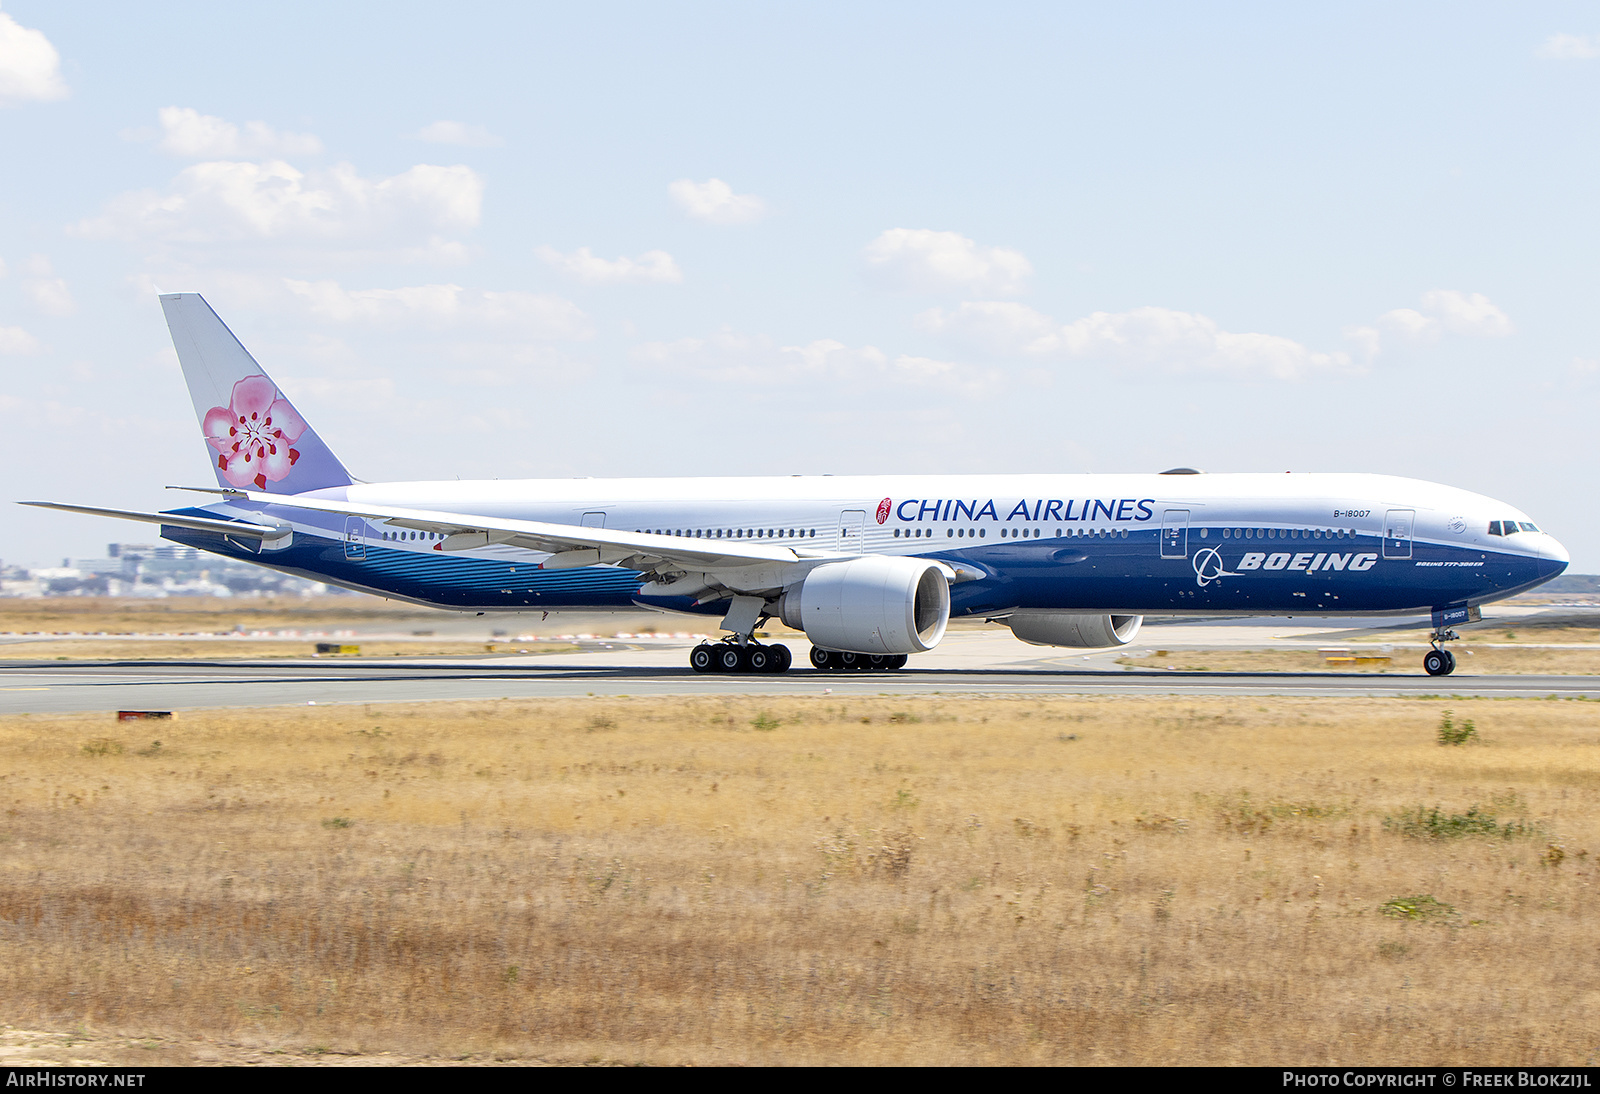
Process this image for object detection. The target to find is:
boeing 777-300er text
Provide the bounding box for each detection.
[25,294,1571,676]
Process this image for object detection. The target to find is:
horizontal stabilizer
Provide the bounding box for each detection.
[20,501,285,539]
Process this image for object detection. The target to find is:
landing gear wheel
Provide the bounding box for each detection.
[1441,649,1456,675]
[717,645,746,673]
[866,654,890,671]
[810,647,837,671]
[1423,649,1453,676]
[889,654,908,670]
[837,651,862,671]
[746,646,771,673]
[690,644,715,673]
[768,644,793,673]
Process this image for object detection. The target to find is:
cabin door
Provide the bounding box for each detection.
[1383,509,1414,559]
[1161,509,1190,559]
[343,516,366,560]
[837,510,867,549]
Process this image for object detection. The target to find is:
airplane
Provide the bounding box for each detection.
[24,293,1570,678]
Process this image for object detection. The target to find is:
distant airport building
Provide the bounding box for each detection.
[0,543,344,599]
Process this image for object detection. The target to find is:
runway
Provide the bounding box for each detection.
[4,654,1599,713]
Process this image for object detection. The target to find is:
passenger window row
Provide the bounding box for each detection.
[632,528,817,540]
[1221,527,1353,540]
[890,526,1133,540]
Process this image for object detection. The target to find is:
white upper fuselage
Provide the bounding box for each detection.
[323,471,1562,566]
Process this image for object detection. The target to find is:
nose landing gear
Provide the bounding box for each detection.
[1423,629,1459,676]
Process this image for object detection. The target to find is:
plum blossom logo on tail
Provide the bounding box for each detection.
[1192,547,1237,588]
[202,375,308,489]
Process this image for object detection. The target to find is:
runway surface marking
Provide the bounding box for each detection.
[2,656,1598,713]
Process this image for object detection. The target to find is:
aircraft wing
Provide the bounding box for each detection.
[169,489,823,574]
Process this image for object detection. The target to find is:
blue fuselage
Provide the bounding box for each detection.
[158,471,1568,619]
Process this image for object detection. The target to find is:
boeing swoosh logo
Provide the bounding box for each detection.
[1192,547,1237,588]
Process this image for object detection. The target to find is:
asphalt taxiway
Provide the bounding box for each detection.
[2,624,1598,713]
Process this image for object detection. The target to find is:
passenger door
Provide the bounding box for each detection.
[837,509,867,549]
[343,516,366,560]
[1161,509,1189,559]
[1383,509,1414,559]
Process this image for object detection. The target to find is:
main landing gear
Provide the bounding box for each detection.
[1423,628,1458,677]
[809,648,908,672]
[689,641,793,674]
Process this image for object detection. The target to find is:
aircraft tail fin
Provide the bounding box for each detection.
[160,293,353,494]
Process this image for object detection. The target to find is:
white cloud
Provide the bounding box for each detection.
[0,326,39,354]
[535,246,683,286]
[862,229,1032,295]
[156,107,323,159]
[21,254,73,317]
[1419,289,1514,337]
[1538,33,1600,59]
[668,178,766,225]
[1375,289,1513,345]
[73,160,483,248]
[634,329,992,393]
[918,301,1353,380]
[914,301,1058,353]
[1375,307,1435,341]
[0,7,66,106]
[1342,325,1382,359]
[411,121,504,148]
[283,279,592,339]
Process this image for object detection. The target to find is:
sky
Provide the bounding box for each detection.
[2,2,1599,568]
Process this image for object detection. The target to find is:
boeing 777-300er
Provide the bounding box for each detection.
[24,294,1571,677]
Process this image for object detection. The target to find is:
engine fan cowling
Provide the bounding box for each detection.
[1006,613,1143,648]
[779,557,950,655]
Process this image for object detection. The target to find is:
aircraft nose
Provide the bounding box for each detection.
[1542,534,1571,567]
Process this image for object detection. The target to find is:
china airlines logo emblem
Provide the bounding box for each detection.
[876,498,892,524]
[202,375,307,490]
[1192,548,1238,588]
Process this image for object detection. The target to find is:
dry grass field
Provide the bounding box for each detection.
[0,596,437,634]
[1356,623,1600,647]
[2,694,1599,1065]
[1119,645,1600,675]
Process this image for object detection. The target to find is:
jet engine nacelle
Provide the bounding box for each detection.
[779,556,950,655]
[1006,613,1142,648]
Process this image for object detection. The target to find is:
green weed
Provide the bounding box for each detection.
[1380,894,1456,922]
[1383,805,1539,840]
[1437,710,1478,746]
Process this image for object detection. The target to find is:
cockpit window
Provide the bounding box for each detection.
[1488,521,1502,536]
[1519,522,1540,533]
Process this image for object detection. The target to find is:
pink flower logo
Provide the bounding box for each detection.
[202,375,308,490]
